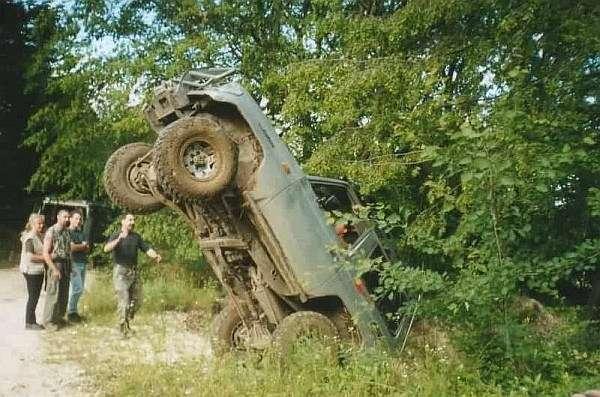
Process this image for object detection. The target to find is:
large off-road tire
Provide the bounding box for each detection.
[211,302,246,356]
[103,143,163,214]
[328,309,361,345]
[153,115,238,199]
[272,311,339,361]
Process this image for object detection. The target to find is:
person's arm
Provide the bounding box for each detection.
[71,241,89,253]
[145,248,162,263]
[24,239,45,263]
[104,232,124,253]
[43,232,61,279]
[139,236,161,263]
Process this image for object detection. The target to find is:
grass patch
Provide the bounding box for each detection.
[68,338,503,397]
[47,264,598,397]
[80,262,218,325]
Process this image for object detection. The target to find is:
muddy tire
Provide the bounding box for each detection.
[103,143,163,214]
[272,311,339,360]
[153,115,238,199]
[211,303,245,355]
[328,309,361,344]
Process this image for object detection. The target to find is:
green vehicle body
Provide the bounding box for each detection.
[104,69,404,351]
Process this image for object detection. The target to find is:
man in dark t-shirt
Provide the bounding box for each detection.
[67,210,90,322]
[104,213,161,336]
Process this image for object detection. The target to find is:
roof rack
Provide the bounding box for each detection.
[177,68,237,90]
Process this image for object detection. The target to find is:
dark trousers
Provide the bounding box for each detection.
[53,261,71,321]
[23,273,44,325]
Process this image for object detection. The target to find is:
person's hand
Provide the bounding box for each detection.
[155,254,162,264]
[335,223,348,236]
[118,231,128,240]
[51,268,62,280]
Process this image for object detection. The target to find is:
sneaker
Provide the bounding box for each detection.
[44,322,59,331]
[67,312,83,323]
[25,323,45,330]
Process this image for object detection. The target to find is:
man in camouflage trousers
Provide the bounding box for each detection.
[42,209,72,330]
[104,214,162,336]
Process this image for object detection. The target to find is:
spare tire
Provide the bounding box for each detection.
[153,115,238,199]
[103,142,163,214]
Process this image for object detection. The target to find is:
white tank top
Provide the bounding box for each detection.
[19,232,45,275]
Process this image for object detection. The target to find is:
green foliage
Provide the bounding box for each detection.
[22,0,600,393]
[139,260,219,313]
[0,1,47,211]
[457,308,600,394]
[102,209,204,267]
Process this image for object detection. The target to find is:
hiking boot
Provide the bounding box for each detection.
[67,312,84,323]
[25,323,45,330]
[55,318,69,327]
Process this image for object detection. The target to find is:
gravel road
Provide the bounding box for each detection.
[0,267,85,397]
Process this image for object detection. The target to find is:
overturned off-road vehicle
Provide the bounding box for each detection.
[104,69,406,354]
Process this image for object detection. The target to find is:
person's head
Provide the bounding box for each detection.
[21,213,45,240]
[56,209,70,228]
[69,209,83,230]
[121,213,135,232]
[25,213,45,234]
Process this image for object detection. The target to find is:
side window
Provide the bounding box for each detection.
[311,183,353,213]
[311,182,367,245]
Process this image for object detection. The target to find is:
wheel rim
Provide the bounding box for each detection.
[231,322,249,349]
[181,140,218,181]
[127,161,152,196]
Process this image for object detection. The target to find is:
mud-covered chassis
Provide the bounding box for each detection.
[104,69,397,352]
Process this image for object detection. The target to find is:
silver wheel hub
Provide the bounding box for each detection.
[183,141,217,180]
[232,321,271,350]
[128,162,152,195]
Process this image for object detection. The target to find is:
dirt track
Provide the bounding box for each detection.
[0,265,214,396]
[0,267,85,397]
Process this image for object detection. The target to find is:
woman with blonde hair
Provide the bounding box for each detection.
[20,213,46,330]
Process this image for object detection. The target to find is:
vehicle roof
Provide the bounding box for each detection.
[42,197,93,208]
[307,175,351,187]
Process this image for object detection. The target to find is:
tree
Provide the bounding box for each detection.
[0,0,41,220]
[21,0,600,386]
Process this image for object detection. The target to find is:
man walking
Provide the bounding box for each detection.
[104,214,161,336]
[42,209,72,330]
[67,209,89,322]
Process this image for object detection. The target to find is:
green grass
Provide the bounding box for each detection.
[47,265,599,397]
[93,346,506,397]
[80,262,219,324]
